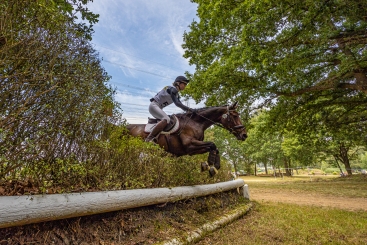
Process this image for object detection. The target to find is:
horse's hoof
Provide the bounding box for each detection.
[209,166,218,177]
[201,162,209,172]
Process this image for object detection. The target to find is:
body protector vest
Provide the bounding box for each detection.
[154,86,179,109]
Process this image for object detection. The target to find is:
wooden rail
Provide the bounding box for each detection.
[0,179,248,228]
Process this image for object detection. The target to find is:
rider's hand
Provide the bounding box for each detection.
[189,108,197,114]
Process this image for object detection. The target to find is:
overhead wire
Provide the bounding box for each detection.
[118,91,152,97]
[104,60,174,80]
[117,83,158,93]
[97,45,182,71]
[96,45,185,83]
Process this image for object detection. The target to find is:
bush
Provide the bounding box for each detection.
[1,125,232,194]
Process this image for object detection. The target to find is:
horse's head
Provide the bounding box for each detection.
[220,101,247,141]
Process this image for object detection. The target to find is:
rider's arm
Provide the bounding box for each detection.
[167,87,190,111]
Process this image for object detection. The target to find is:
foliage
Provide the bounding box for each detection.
[243,111,284,168]
[183,0,367,137]
[357,152,367,169]
[0,0,119,180]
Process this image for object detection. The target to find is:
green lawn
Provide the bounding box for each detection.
[196,174,367,245]
[198,202,367,245]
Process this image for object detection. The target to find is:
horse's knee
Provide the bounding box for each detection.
[209,143,217,151]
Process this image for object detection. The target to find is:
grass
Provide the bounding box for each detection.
[196,174,367,245]
[241,174,367,198]
[198,203,367,245]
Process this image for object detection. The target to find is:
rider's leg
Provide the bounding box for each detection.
[148,101,171,123]
[145,119,168,142]
[146,102,170,142]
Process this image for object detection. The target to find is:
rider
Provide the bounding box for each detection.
[145,75,196,142]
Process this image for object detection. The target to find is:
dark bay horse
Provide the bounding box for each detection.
[126,101,247,176]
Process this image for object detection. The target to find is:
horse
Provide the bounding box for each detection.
[126,101,247,176]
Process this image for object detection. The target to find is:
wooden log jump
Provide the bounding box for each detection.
[0,179,248,228]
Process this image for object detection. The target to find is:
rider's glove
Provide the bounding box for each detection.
[189,108,197,114]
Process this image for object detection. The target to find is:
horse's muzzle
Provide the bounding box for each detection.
[234,132,247,141]
[233,125,247,140]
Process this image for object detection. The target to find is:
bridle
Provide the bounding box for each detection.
[194,106,246,136]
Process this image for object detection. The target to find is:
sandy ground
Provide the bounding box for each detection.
[249,187,367,211]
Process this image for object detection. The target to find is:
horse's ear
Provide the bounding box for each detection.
[230,101,238,109]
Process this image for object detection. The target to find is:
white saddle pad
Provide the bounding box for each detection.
[144,115,180,134]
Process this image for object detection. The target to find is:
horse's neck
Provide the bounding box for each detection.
[198,107,227,129]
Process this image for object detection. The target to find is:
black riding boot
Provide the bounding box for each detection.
[145,119,168,142]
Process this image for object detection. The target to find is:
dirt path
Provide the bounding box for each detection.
[249,187,367,211]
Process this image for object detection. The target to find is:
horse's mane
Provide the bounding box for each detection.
[174,105,228,118]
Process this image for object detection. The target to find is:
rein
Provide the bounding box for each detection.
[195,106,244,134]
[178,106,245,136]
[196,112,226,129]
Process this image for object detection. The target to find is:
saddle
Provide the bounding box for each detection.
[144,115,180,134]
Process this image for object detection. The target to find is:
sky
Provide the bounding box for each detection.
[87,0,202,124]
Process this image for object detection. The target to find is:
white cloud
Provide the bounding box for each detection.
[87,0,199,124]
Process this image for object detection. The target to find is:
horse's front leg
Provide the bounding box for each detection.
[183,139,216,155]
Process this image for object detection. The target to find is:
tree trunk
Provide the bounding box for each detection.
[284,157,292,176]
[233,160,239,177]
[333,155,344,176]
[339,143,352,175]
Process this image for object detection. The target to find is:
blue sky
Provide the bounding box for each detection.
[87,0,202,124]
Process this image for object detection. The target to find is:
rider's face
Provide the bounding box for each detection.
[179,82,187,90]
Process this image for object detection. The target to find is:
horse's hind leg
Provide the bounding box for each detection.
[201,162,209,172]
[214,150,220,170]
[208,150,219,177]
[208,166,218,177]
